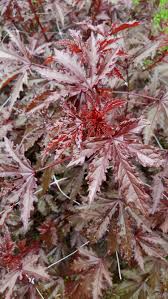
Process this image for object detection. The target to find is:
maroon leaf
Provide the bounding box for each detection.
[0,138,37,231]
[111,21,140,35]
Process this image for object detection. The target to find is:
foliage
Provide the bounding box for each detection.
[153,0,168,30]
[0,0,168,298]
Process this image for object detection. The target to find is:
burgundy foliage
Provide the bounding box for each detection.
[0,0,168,298]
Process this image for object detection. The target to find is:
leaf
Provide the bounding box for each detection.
[54,49,88,86]
[113,118,147,137]
[73,248,100,271]
[160,215,168,233]
[2,137,34,175]
[71,248,112,299]
[151,158,168,213]
[102,99,126,113]
[0,138,37,231]
[77,198,153,269]
[37,28,126,96]
[114,259,168,299]
[134,41,160,66]
[116,203,134,263]
[0,271,20,299]
[32,65,79,85]
[143,92,168,144]
[9,70,28,112]
[113,143,150,213]
[92,261,112,299]
[77,198,120,241]
[87,143,111,204]
[127,143,164,167]
[55,3,65,27]
[114,265,150,298]
[152,175,164,214]
[67,117,162,211]
[0,0,11,15]
[25,91,52,112]
[6,28,28,57]
[135,231,168,268]
[0,206,13,227]
[21,176,38,231]
[111,21,140,35]
[134,243,145,271]
[0,29,34,113]
[0,47,24,61]
[26,90,68,114]
[0,29,30,64]
[0,254,49,299]
[0,71,19,90]
[98,48,122,82]
[143,106,161,144]
[85,32,99,85]
[22,254,49,280]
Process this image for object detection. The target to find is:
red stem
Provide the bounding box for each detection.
[124,58,130,115]
[27,0,49,42]
[35,156,71,173]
